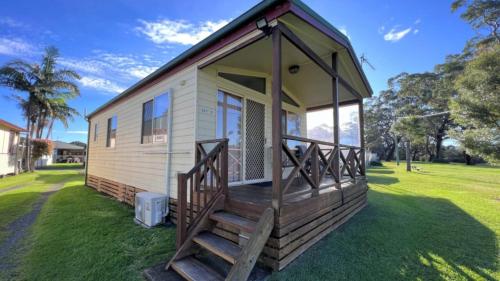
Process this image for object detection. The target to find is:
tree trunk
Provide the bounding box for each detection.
[406,140,411,172]
[463,151,473,165]
[45,118,55,139]
[435,134,443,161]
[385,140,395,161]
[25,116,31,172]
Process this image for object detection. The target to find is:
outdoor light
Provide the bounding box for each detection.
[288,65,300,74]
[255,17,271,34]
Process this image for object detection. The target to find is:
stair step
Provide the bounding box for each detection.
[193,232,242,264]
[171,256,224,281]
[210,211,257,233]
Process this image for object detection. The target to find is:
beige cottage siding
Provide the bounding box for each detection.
[87,66,197,197]
[0,125,18,176]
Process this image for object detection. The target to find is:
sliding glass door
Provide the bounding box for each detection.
[216,90,243,183]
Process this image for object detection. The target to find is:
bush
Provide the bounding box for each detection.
[370,161,383,166]
[31,139,53,161]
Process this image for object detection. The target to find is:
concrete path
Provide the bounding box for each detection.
[0,181,66,271]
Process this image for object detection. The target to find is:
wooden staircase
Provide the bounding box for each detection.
[166,139,274,281]
[167,206,274,281]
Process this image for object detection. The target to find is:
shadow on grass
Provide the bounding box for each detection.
[272,172,498,281]
[37,164,84,170]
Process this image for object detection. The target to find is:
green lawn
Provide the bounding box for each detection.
[0,169,82,243]
[271,162,499,281]
[1,162,498,280]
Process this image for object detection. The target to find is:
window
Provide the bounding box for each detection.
[281,110,301,136]
[93,123,98,142]
[8,131,15,154]
[141,93,169,144]
[218,72,266,94]
[106,115,117,147]
[282,91,299,107]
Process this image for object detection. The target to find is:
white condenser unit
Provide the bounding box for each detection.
[135,192,168,227]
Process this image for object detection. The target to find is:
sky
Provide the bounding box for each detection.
[0,0,476,143]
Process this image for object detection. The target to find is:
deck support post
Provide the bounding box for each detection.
[332,53,341,188]
[271,27,283,213]
[358,100,366,176]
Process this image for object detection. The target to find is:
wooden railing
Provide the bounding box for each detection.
[281,135,365,200]
[176,138,228,248]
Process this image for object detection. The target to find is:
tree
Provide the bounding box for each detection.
[452,0,500,43]
[450,44,500,163]
[0,46,80,171]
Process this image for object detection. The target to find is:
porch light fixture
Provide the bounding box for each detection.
[288,65,300,74]
[256,17,271,35]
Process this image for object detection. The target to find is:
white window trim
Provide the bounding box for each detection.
[141,92,171,145]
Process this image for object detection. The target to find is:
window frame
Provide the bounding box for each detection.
[93,122,98,142]
[141,93,170,144]
[106,115,117,148]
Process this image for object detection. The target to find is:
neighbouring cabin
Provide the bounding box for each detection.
[86,0,371,279]
[0,119,24,177]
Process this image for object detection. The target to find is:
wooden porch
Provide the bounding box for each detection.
[167,20,369,279]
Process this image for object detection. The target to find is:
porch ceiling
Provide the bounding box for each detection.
[204,13,370,108]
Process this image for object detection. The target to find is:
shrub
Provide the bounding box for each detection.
[31,139,54,161]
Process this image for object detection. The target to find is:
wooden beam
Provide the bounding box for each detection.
[332,53,341,188]
[307,99,363,112]
[277,23,363,100]
[271,27,283,212]
[198,33,266,69]
[358,101,366,175]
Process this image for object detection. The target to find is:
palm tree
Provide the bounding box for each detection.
[0,46,80,171]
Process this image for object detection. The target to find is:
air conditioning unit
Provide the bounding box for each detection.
[135,192,168,227]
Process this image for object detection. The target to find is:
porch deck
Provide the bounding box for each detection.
[228,177,360,206]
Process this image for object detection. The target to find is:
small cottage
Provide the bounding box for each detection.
[86,0,372,279]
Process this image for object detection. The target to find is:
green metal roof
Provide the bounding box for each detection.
[87,0,372,118]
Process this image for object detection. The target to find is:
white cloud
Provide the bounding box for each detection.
[66,130,88,135]
[0,37,35,56]
[383,27,412,42]
[136,18,230,45]
[413,29,419,34]
[378,25,385,34]
[338,26,350,39]
[129,65,158,79]
[414,19,421,25]
[79,76,125,94]
[0,17,28,29]
[59,58,105,74]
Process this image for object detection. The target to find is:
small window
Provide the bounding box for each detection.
[282,91,299,107]
[218,72,266,94]
[281,111,301,136]
[93,123,98,142]
[141,93,169,144]
[106,115,117,148]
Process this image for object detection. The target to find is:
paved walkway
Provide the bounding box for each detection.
[0,181,66,271]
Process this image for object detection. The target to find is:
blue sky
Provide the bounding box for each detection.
[0,0,475,143]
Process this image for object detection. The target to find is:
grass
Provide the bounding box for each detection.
[271,162,499,281]
[0,169,82,243]
[1,162,498,280]
[15,177,176,281]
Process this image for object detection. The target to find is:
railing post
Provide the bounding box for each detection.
[176,173,187,249]
[350,148,356,182]
[358,100,366,176]
[271,27,283,212]
[311,143,319,195]
[221,139,229,196]
[332,53,341,187]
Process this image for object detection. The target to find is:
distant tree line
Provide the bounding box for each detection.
[365,0,499,165]
[0,46,81,171]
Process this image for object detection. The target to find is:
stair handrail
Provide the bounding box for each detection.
[176,138,229,248]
